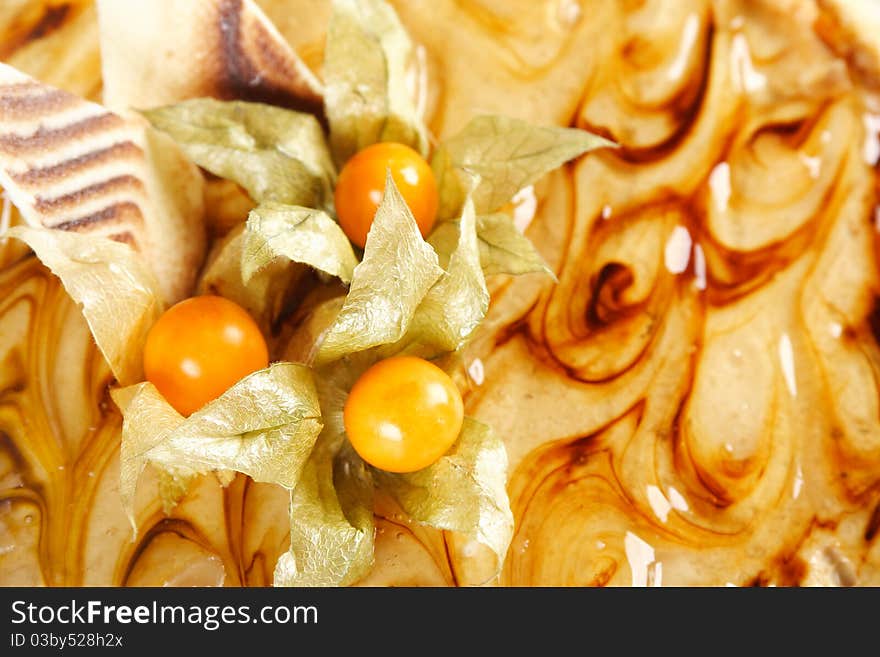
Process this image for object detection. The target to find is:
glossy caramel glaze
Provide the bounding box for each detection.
[1,0,879,585]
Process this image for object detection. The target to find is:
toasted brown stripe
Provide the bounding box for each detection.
[866,502,880,543]
[0,3,74,59]
[0,113,123,155]
[0,88,75,120]
[10,141,143,186]
[52,201,144,232]
[34,175,145,213]
[26,4,72,42]
[217,0,324,118]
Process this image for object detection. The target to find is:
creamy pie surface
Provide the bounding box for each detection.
[1,0,879,586]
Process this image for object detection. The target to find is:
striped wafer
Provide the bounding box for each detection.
[0,62,205,303]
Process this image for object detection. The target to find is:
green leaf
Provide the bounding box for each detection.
[279,314,514,586]
[430,212,555,278]
[143,99,335,207]
[315,351,379,431]
[373,417,513,572]
[274,436,375,587]
[6,226,162,385]
[433,114,616,217]
[283,296,347,366]
[407,197,488,353]
[430,145,468,225]
[111,362,323,535]
[324,0,428,164]
[199,225,306,334]
[243,203,358,285]
[316,173,443,364]
[475,212,555,278]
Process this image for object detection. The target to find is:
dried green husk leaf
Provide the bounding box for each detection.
[111,362,323,534]
[431,145,467,225]
[316,173,443,364]
[407,197,488,353]
[426,220,459,268]
[242,203,358,285]
[143,99,335,207]
[274,437,374,587]
[280,309,514,585]
[373,417,513,571]
[475,212,555,278]
[430,212,555,278]
[199,225,306,335]
[283,295,346,366]
[156,470,195,515]
[433,114,616,217]
[5,226,161,385]
[324,0,428,164]
[315,362,354,436]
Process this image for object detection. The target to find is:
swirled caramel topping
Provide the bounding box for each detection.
[1,0,879,586]
[475,0,880,586]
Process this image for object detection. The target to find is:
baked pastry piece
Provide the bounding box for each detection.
[96,0,323,114]
[0,63,205,303]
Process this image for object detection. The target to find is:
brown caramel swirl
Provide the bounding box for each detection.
[484,0,880,585]
[1,0,880,586]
